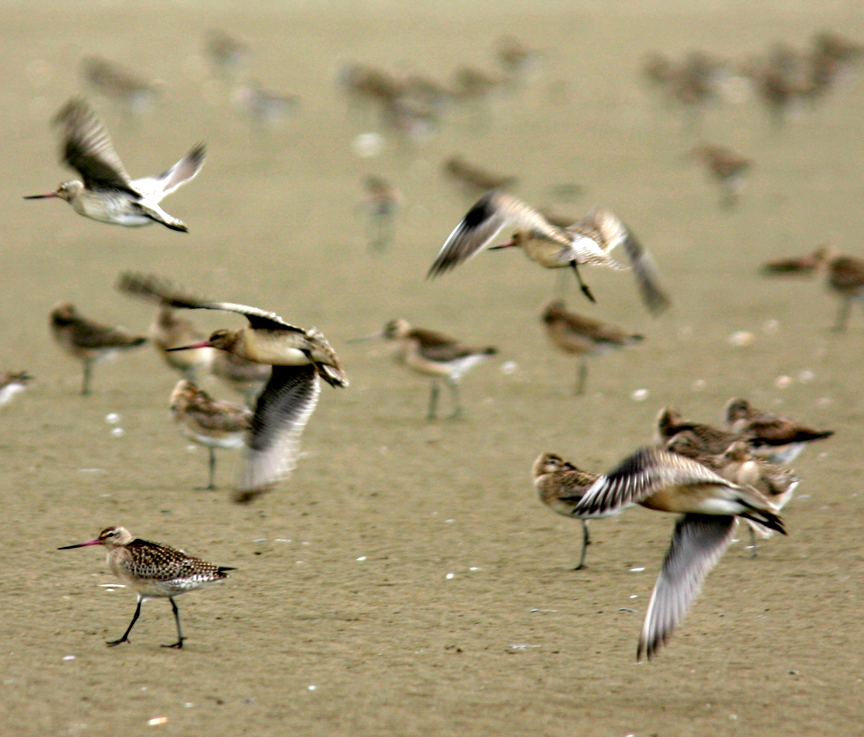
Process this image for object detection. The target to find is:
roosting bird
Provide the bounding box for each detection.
[25,97,205,232]
[428,191,670,314]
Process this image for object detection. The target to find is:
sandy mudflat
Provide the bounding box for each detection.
[0,1,862,735]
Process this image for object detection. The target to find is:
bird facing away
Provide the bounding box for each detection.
[428,191,671,315]
[689,144,753,208]
[572,447,786,661]
[117,272,214,380]
[540,298,644,395]
[25,97,205,232]
[533,452,621,570]
[162,293,347,503]
[358,318,497,420]
[50,302,147,395]
[0,371,32,406]
[170,380,252,490]
[666,432,798,556]
[723,397,834,463]
[59,526,233,649]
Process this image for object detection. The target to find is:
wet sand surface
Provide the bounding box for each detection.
[1,1,863,735]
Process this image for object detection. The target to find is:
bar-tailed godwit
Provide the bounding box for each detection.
[25,98,205,232]
[689,144,752,208]
[428,191,670,314]
[355,319,496,420]
[654,406,742,454]
[541,298,643,395]
[170,380,252,490]
[443,157,518,195]
[81,58,159,114]
[59,526,233,649]
[572,447,785,660]
[164,295,347,503]
[50,302,147,395]
[723,397,834,463]
[532,452,619,570]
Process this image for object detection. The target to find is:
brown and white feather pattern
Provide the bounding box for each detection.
[573,448,741,518]
[235,364,321,503]
[116,538,232,596]
[638,513,738,661]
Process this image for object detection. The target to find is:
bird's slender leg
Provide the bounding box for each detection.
[107,596,142,647]
[833,297,851,332]
[569,261,596,303]
[82,360,93,396]
[748,524,758,559]
[446,378,462,420]
[162,597,185,649]
[427,382,440,421]
[575,359,588,396]
[575,519,591,570]
[197,448,217,491]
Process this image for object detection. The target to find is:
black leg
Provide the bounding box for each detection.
[107,596,142,647]
[197,448,217,491]
[575,519,591,570]
[82,361,93,396]
[427,382,440,421]
[575,359,588,395]
[446,380,462,419]
[162,597,185,649]
[748,524,758,559]
[833,298,851,332]
[569,261,596,303]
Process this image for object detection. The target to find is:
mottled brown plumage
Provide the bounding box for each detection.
[690,144,752,207]
[655,406,743,454]
[59,526,233,648]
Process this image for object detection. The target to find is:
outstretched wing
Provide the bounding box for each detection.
[427,191,569,277]
[637,513,737,660]
[54,97,137,195]
[132,143,206,201]
[573,448,739,518]
[234,365,321,503]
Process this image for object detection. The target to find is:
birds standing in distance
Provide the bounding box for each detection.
[723,397,834,463]
[354,319,497,420]
[206,30,251,78]
[362,175,401,251]
[0,371,32,406]
[571,447,786,660]
[25,97,205,232]
[50,302,147,395]
[59,526,233,649]
[81,57,159,115]
[533,452,619,570]
[158,289,347,503]
[665,432,798,556]
[541,298,644,395]
[117,272,214,381]
[689,144,752,208]
[428,191,671,315]
[170,380,252,490]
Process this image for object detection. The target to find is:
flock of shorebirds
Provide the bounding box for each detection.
[9,28,859,659]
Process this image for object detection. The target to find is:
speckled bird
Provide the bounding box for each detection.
[58,526,233,649]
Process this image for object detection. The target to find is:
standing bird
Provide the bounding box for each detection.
[0,371,32,406]
[723,397,834,463]
[654,406,743,454]
[532,452,618,570]
[572,447,786,660]
[210,350,272,408]
[689,144,752,208]
[50,302,147,395]
[361,175,401,252]
[428,191,670,315]
[25,97,205,232]
[170,380,252,490]
[814,247,864,331]
[58,526,233,649]
[355,319,497,420]
[81,57,159,115]
[163,296,347,503]
[117,273,213,380]
[541,298,644,395]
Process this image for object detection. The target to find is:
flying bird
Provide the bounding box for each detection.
[428,191,670,314]
[25,97,205,232]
